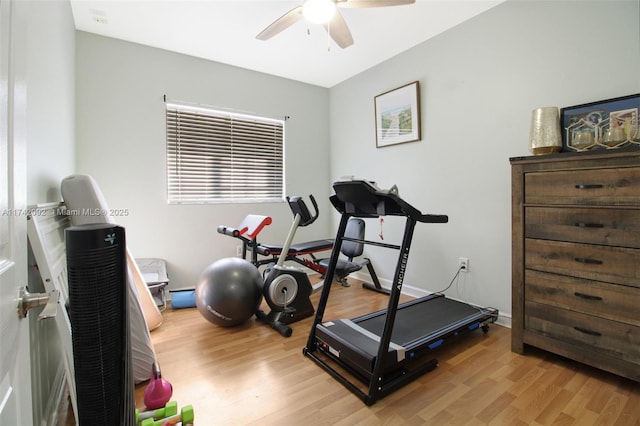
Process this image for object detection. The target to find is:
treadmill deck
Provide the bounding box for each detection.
[315,294,497,380]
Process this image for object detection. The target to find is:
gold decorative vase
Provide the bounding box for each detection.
[529,106,562,155]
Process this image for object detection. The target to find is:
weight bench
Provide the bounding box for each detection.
[316,217,384,291]
[217,214,333,275]
[257,239,335,274]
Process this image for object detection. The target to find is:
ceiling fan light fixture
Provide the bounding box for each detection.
[302,0,337,24]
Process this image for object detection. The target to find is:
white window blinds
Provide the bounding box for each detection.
[166,103,284,204]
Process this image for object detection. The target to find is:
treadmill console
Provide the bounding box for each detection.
[330,178,448,223]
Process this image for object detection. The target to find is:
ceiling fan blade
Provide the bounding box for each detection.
[256,6,304,40]
[337,0,415,8]
[324,9,354,49]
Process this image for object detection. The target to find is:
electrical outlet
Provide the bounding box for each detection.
[459,257,469,272]
[236,245,243,257]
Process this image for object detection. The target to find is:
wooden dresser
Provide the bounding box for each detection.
[510,148,640,381]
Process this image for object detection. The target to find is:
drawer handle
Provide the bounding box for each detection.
[574,222,604,228]
[575,184,604,189]
[574,292,603,301]
[574,257,603,265]
[574,326,602,337]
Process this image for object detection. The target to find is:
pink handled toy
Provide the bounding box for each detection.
[144,362,173,410]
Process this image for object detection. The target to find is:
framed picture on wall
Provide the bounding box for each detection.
[375,81,421,148]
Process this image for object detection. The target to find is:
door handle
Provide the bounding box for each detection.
[16,287,59,320]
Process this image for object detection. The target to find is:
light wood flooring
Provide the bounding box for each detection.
[134,280,640,425]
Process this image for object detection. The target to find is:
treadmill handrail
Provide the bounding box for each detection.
[329,180,448,223]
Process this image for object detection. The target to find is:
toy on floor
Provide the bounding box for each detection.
[144,362,173,410]
[139,405,194,426]
[136,401,177,423]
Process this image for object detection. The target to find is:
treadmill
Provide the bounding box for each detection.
[303,179,498,406]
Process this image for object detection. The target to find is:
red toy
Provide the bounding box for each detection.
[144,362,173,410]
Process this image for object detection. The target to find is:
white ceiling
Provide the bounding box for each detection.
[70,0,504,88]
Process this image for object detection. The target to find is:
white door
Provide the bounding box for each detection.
[0,0,33,424]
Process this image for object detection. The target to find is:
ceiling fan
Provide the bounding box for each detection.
[256,0,416,49]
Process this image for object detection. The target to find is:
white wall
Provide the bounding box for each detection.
[26,0,75,204]
[75,32,331,290]
[328,0,640,322]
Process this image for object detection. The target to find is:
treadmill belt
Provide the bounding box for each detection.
[357,296,483,347]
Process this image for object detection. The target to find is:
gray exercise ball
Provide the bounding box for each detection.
[195,257,263,327]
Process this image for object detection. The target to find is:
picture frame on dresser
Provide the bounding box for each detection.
[560,93,640,152]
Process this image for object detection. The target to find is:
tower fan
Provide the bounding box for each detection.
[65,223,134,425]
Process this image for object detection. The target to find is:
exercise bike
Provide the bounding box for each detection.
[219,195,324,337]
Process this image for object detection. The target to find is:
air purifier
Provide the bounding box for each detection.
[65,223,134,425]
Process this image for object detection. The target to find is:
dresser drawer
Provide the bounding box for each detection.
[524,269,639,326]
[525,206,640,248]
[524,167,640,206]
[525,301,640,365]
[525,239,640,288]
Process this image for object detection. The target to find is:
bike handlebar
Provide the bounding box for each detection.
[287,194,320,227]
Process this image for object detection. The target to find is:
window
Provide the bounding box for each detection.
[166,102,284,204]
